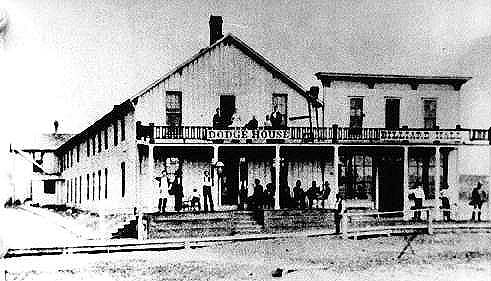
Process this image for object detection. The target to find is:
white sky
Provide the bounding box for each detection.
[2,0,491,186]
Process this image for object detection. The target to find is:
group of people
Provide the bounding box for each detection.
[409,181,488,222]
[212,105,285,129]
[243,179,333,210]
[156,170,215,213]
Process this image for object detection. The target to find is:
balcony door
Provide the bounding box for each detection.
[385,98,400,129]
[349,97,364,128]
[220,95,235,127]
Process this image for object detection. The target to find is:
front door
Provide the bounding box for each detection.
[220,95,236,127]
[377,153,404,213]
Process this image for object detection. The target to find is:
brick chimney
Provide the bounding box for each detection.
[53,120,59,134]
[209,15,223,45]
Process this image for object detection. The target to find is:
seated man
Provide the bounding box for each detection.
[190,188,201,211]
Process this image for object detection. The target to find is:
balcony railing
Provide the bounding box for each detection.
[136,122,491,145]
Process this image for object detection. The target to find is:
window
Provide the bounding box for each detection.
[121,162,126,197]
[409,152,432,199]
[104,168,108,199]
[70,179,73,202]
[166,91,182,126]
[79,176,82,203]
[92,172,96,200]
[114,121,119,146]
[33,152,43,173]
[104,128,108,150]
[121,118,125,141]
[423,99,437,129]
[74,177,77,203]
[349,97,364,128]
[76,145,80,162]
[66,180,69,202]
[87,139,90,157]
[44,180,56,194]
[92,136,96,155]
[86,174,90,200]
[98,170,101,200]
[339,153,374,200]
[385,98,400,129]
[98,131,102,153]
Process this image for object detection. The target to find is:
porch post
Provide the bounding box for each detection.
[274,145,281,210]
[434,147,441,216]
[333,145,339,198]
[138,144,153,240]
[212,145,220,207]
[403,146,409,220]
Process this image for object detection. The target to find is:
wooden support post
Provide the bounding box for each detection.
[274,145,281,210]
[403,146,410,220]
[333,145,339,200]
[435,147,441,220]
[427,209,434,235]
[341,213,348,239]
[138,144,153,240]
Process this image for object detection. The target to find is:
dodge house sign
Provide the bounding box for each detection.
[207,129,290,140]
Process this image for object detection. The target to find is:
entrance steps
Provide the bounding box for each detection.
[145,211,263,238]
[264,209,336,232]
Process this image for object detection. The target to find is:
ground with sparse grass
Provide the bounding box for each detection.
[3,232,490,281]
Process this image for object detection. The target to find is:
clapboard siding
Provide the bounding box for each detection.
[135,41,310,127]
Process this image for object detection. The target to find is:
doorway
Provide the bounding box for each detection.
[377,152,404,213]
[385,98,400,129]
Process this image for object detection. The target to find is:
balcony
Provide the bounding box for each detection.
[136,122,490,145]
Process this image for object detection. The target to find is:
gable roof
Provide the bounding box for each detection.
[315,72,472,91]
[19,133,75,152]
[131,33,318,104]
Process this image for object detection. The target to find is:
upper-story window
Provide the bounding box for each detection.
[121,118,125,141]
[114,121,119,146]
[33,152,43,173]
[349,97,364,128]
[86,139,90,157]
[92,136,96,155]
[166,91,182,126]
[76,144,80,162]
[385,98,400,129]
[97,131,102,153]
[423,99,437,129]
[104,128,108,150]
[272,94,288,127]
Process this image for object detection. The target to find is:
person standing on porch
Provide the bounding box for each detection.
[230,108,242,128]
[335,194,346,234]
[307,181,319,209]
[410,182,425,221]
[270,105,283,129]
[202,170,214,212]
[170,178,183,212]
[470,182,486,221]
[157,170,168,213]
[212,108,223,129]
[293,180,305,209]
[440,185,451,221]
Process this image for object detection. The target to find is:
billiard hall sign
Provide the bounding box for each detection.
[207,129,290,140]
[380,129,466,143]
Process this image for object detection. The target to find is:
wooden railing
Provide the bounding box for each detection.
[136,122,491,145]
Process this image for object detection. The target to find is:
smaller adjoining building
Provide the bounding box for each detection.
[9,122,73,206]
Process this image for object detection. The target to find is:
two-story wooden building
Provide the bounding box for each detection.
[9,16,490,222]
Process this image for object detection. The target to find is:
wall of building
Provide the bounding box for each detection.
[60,111,137,213]
[322,81,461,129]
[135,42,310,128]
